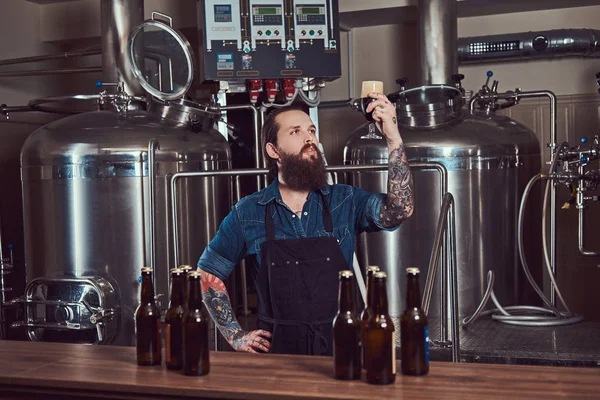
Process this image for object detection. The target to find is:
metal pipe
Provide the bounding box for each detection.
[419,0,457,85]
[101,0,144,95]
[0,67,102,78]
[449,196,459,362]
[171,162,447,294]
[0,49,102,67]
[577,165,600,256]
[422,192,459,361]
[235,175,250,316]
[348,29,355,99]
[423,195,451,315]
[148,139,159,292]
[578,207,600,256]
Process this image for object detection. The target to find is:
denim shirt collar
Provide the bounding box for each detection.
[258,179,331,206]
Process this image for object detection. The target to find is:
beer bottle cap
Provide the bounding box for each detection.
[367,265,380,272]
[179,265,193,271]
[339,270,354,278]
[406,267,420,275]
[141,267,153,273]
[374,271,387,279]
[188,270,202,277]
[170,268,183,274]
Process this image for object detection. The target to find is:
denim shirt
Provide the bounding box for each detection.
[198,180,399,281]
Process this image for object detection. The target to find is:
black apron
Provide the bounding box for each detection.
[256,193,347,356]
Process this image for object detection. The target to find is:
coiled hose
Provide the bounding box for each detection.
[462,142,583,327]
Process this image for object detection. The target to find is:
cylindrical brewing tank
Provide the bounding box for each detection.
[20,108,231,345]
[344,87,542,336]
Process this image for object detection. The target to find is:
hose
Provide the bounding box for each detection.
[462,143,583,327]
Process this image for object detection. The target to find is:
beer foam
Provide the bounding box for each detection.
[361,80,384,97]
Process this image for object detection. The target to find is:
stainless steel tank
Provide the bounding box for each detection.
[344,85,542,337]
[15,16,232,345]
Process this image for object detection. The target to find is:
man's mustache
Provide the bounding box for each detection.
[300,143,319,154]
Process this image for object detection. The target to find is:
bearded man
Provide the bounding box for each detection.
[198,92,414,356]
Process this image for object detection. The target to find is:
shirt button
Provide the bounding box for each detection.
[292,214,296,218]
[303,212,308,216]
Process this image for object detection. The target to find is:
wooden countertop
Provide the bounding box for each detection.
[0,340,599,399]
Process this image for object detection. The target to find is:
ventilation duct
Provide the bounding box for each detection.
[458,29,600,64]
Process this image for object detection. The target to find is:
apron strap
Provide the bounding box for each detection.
[319,192,333,233]
[265,202,275,241]
[258,314,333,355]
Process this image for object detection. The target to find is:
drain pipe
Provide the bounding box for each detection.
[419,0,457,86]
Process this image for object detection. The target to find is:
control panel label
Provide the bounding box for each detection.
[217,53,234,70]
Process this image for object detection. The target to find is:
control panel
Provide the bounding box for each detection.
[293,1,332,50]
[199,0,340,81]
[249,1,285,50]
[204,0,243,51]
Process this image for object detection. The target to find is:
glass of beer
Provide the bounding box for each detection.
[360,81,384,123]
[354,80,384,139]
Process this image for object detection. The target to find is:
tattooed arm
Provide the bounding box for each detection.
[365,91,414,227]
[199,270,272,353]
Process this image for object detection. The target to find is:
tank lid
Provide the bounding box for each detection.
[393,85,463,129]
[128,13,195,102]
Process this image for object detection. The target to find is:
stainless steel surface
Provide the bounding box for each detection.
[469,88,558,306]
[101,0,144,96]
[9,276,118,344]
[21,110,231,345]
[458,29,600,64]
[0,49,101,66]
[419,0,457,85]
[0,67,102,78]
[394,85,463,128]
[343,111,542,337]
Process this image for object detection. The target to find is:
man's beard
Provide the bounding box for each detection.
[278,144,327,191]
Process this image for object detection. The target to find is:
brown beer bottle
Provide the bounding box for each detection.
[333,270,361,380]
[364,271,396,385]
[165,268,186,370]
[179,265,193,301]
[360,265,380,369]
[135,267,162,366]
[183,270,210,376]
[400,267,429,376]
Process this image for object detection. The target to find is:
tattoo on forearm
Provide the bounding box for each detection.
[200,272,244,345]
[380,143,414,227]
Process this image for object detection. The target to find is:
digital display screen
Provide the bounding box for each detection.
[214,4,232,23]
[299,7,322,15]
[257,7,278,15]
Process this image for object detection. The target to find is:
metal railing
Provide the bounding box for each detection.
[421,192,460,362]
[163,159,460,360]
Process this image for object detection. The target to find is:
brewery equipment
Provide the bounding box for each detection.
[344,0,544,339]
[345,80,542,333]
[9,14,231,345]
